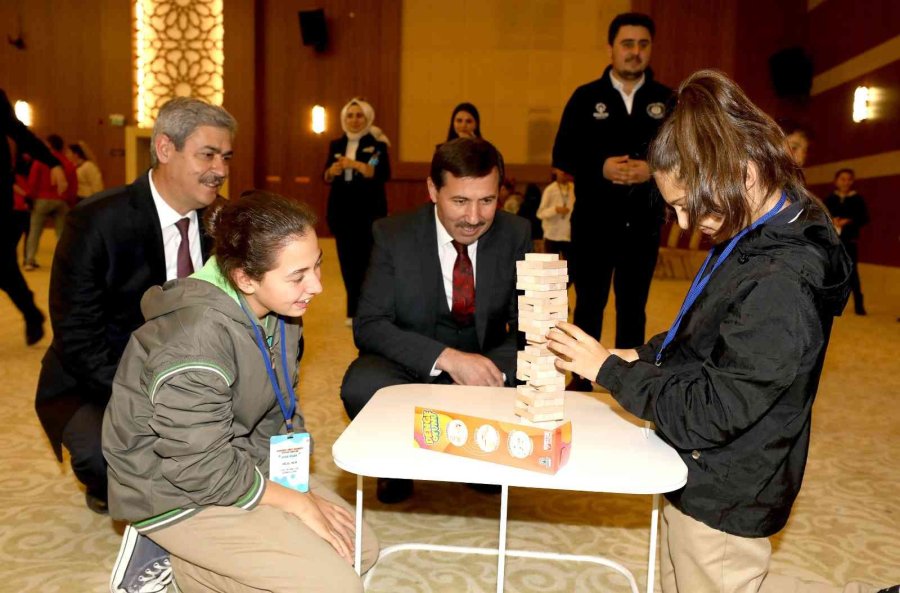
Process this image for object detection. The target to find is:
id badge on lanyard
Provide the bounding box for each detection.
[270,432,310,492]
[240,300,309,492]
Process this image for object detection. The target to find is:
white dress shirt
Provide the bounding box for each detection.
[610,72,645,115]
[149,171,203,281]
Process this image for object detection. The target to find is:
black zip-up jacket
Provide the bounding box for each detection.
[552,66,672,234]
[597,196,852,537]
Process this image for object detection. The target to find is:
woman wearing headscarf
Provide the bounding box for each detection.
[324,98,391,325]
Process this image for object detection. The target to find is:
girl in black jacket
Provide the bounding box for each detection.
[549,71,893,593]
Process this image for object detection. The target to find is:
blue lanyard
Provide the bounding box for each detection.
[655,192,788,365]
[239,300,297,433]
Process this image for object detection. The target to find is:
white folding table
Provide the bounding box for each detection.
[332,383,687,593]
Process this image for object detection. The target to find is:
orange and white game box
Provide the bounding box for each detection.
[413,407,572,474]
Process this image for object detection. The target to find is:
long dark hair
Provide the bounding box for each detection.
[205,191,317,289]
[648,69,812,239]
[445,102,482,141]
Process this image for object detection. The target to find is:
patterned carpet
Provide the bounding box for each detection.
[0,234,897,593]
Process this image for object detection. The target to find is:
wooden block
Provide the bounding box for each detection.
[524,253,559,262]
[515,396,565,410]
[519,318,557,331]
[519,301,568,315]
[517,350,557,366]
[517,260,567,270]
[517,282,568,291]
[515,266,568,277]
[517,274,569,285]
[524,289,568,299]
[521,381,565,393]
[515,366,561,380]
[527,374,565,388]
[519,309,567,321]
[514,406,565,422]
[516,384,564,396]
[524,332,548,343]
[519,295,567,306]
[516,391,565,407]
[524,345,552,355]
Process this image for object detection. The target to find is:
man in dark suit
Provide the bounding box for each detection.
[341,138,531,503]
[35,97,235,513]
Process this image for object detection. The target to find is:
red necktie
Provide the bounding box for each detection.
[451,240,475,326]
[175,218,194,278]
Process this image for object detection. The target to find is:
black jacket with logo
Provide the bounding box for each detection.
[596,196,852,537]
[552,66,672,235]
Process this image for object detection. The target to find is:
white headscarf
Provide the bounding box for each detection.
[340,98,391,146]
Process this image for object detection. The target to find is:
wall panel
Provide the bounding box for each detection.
[0,1,132,187]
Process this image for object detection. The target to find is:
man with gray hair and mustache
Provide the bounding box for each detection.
[35,97,234,514]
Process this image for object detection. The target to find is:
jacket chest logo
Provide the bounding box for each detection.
[647,102,666,119]
[593,103,609,120]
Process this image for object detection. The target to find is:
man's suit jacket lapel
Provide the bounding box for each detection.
[474,222,499,349]
[129,172,167,283]
[419,206,446,331]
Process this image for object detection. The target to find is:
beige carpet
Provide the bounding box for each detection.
[1,234,897,593]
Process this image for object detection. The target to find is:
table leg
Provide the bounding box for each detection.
[646,493,660,593]
[496,484,509,593]
[355,474,363,575]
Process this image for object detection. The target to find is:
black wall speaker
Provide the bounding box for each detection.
[768,47,813,98]
[299,9,328,52]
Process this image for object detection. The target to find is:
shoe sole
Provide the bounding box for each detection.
[109,525,139,593]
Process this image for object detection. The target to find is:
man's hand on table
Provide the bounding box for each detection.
[435,348,505,387]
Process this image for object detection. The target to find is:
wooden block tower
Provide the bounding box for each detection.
[514,253,568,423]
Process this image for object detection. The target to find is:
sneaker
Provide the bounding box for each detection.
[110,525,173,593]
[23,262,37,271]
[25,310,45,346]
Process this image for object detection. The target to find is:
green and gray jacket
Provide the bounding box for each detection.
[102,258,304,533]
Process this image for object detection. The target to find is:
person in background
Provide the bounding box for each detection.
[537,168,575,266]
[517,182,544,243]
[825,168,869,315]
[66,141,104,200]
[445,102,482,141]
[500,177,521,214]
[11,148,32,265]
[104,191,378,593]
[549,69,897,593]
[780,121,811,167]
[551,12,672,390]
[23,134,77,270]
[323,98,391,327]
[0,89,67,345]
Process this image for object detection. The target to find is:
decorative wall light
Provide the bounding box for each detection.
[311,105,326,134]
[13,100,32,126]
[134,0,225,128]
[852,86,870,122]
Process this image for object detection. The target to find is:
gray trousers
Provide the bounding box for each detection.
[25,199,69,264]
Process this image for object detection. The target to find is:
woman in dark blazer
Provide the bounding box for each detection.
[324,98,391,324]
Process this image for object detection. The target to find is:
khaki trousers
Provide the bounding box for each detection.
[660,502,877,593]
[149,476,379,593]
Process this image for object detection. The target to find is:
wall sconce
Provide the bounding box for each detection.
[14,100,32,127]
[311,105,326,134]
[852,86,870,122]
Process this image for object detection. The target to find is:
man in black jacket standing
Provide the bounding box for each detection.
[552,13,671,391]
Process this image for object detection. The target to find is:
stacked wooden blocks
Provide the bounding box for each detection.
[515,253,568,423]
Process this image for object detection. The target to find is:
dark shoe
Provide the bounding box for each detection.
[25,310,45,346]
[85,491,109,515]
[376,477,413,504]
[23,262,37,271]
[566,376,593,392]
[110,525,173,593]
[875,587,899,593]
[466,482,502,494]
[855,306,867,315]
